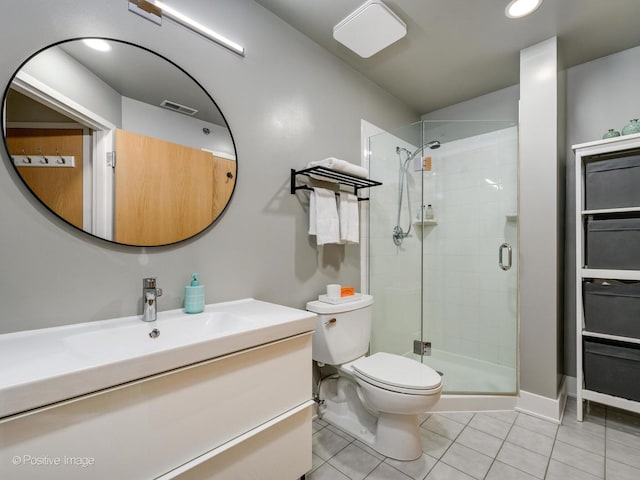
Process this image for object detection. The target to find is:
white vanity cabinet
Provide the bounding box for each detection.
[574,133,640,421]
[0,303,315,480]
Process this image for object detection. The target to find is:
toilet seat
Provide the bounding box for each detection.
[350,352,442,395]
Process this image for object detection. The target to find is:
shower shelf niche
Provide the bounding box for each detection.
[290,166,382,201]
[413,219,438,226]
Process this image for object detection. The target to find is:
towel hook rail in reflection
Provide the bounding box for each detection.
[38,148,49,164]
[56,149,66,165]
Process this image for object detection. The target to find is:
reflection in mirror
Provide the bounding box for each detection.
[2,38,237,246]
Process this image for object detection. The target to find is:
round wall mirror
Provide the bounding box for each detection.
[2,38,237,247]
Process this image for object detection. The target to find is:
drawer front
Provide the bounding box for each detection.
[0,333,312,480]
[172,405,312,480]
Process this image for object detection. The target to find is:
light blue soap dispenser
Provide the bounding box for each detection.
[184,273,205,314]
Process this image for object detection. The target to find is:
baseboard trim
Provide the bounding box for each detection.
[515,377,567,423]
[432,394,518,412]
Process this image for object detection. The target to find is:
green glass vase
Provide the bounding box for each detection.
[621,119,640,136]
[602,129,621,139]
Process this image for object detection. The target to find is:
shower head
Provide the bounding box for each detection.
[396,141,441,163]
[405,141,441,161]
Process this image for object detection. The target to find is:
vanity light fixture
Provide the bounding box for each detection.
[82,39,112,52]
[505,0,543,19]
[128,0,245,57]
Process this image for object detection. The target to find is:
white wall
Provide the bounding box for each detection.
[422,85,519,123]
[0,0,418,334]
[21,46,122,127]
[519,37,564,400]
[121,97,235,157]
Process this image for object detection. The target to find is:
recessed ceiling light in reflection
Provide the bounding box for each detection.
[82,39,112,52]
[505,0,543,19]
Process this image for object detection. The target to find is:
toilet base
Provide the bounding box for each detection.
[318,377,423,461]
[374,412,422,460]
[320,409,422,461]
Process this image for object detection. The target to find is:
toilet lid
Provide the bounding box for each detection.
[351,352,442,393]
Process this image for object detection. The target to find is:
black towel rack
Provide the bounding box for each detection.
[290,166,382,201]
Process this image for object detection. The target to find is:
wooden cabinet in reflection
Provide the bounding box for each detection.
[7,127,235,246]
[114,129,235,246]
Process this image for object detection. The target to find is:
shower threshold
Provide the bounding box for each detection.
[408,349,516,395]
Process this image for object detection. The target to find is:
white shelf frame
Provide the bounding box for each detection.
[581,390,640,415]
[574,134,640,421]
[581,269,640,281]
[583,207,640,215]
[582,331,640,346]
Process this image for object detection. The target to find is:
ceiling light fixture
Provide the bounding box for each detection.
[333,0,406,58]
[128,0,244,57]
[505,0,543,19]
[82,39,112,52]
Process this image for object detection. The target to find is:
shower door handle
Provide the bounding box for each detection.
[499,243,512,271]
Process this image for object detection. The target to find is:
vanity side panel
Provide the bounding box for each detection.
[0,334,312,480]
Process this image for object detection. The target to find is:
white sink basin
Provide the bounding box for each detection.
[0,299,316,419]
[64,311,257,360]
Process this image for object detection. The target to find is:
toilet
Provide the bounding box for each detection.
[307,294,442,461]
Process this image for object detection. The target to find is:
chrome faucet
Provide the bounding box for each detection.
[142,277,163,322]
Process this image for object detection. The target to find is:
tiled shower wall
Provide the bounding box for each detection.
[369,127,518,370]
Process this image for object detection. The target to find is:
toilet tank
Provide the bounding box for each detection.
[306,295,373,365]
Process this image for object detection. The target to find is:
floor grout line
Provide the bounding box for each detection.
[481,411,518,480]
[541,418,561,480]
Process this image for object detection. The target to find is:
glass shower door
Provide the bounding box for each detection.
[419,121,518,394]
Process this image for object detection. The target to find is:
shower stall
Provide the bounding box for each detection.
[367,120,518,396]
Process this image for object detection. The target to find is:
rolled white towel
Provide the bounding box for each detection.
[307,157,369,179]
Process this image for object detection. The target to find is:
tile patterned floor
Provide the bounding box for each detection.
[308,398,640,480]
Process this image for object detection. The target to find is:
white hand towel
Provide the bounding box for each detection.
[339,193,359,244]
[311,187,340,245]
[307,157,369,179]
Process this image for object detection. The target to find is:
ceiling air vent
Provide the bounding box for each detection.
[160,100,198,116]
[333,0,406,58]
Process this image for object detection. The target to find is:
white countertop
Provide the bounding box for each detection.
[0,298,316,419]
